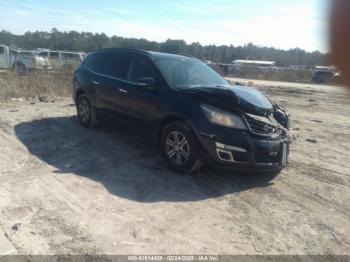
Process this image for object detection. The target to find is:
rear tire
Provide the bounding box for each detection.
[76,94,98,128]
[161,121,202,174]
[314,77,323,83]
[15,64,27,76]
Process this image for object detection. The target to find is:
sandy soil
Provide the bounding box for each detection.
[0,81,349,255]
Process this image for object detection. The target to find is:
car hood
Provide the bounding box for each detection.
[180,85,274,115]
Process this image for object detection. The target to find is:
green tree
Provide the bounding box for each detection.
[0,28,329,66]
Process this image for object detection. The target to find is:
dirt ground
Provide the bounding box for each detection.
[0,80,349,255]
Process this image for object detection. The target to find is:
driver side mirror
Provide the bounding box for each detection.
[136,77,156,90]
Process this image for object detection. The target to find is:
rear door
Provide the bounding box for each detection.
[94,51,133,117]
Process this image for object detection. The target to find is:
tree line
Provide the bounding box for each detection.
[0,28,330,67]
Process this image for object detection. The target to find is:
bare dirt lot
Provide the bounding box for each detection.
[0,80,350,255]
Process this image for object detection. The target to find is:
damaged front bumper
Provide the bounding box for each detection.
[214,137,290,168]
[197,125,292,172]
[193,102,293,172]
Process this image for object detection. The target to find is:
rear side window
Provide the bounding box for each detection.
[84,52,106,73]
[102,52,132,80]
[62,53,80,59]
[71,53,80,59]
[129,55,157,83]
[0,47,4,55]
[40,52,48,57]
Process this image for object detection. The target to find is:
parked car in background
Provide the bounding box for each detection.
[0,45,51,75]
[39,50,85,72]
[312,70,340,83]
[73,48,292,175]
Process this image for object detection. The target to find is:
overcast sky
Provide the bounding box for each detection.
[0,0,329,52]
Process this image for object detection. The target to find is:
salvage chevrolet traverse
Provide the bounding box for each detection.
[73,48,291,174]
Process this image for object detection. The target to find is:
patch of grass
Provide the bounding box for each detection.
[0,72,72,101]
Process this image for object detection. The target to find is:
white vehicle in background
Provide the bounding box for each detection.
[0,45,51,75]
[38,50,85,72]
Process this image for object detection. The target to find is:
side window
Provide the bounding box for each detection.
[129,56,157,83]
[61,53,79,59]
[102,53,132,80]
[21,52,33,57]
[84,53,106,73]
[40,52,48,57]
[50,52,59,59]
[70,53,80,60]
[0,47,4,55]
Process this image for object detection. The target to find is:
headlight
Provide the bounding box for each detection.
[201,104,247,130]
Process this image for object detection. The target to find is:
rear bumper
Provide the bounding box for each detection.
[195,124,291,172]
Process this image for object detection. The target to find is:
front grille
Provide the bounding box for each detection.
[244,114,282,136]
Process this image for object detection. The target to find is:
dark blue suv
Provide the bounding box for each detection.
[73,48,291,174]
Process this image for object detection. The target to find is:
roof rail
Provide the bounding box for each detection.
[92,47,150,55]
[176,52,196,58]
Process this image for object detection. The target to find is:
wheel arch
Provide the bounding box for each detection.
[157,116,184,145]
[156,115,200,146]
[75,89,87,103]
[12,61,26,70]
[158,115,203,173]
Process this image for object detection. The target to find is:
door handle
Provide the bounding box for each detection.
[118,88,128,94]
[93,81,100,85]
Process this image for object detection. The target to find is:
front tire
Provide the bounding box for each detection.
[161,121,202,174]
[76,94,98,128]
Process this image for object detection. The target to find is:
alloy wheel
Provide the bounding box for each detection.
[165,131,190,166]
[78,99,90,123]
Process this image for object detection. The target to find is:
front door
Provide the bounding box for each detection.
[119,54,165,126]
